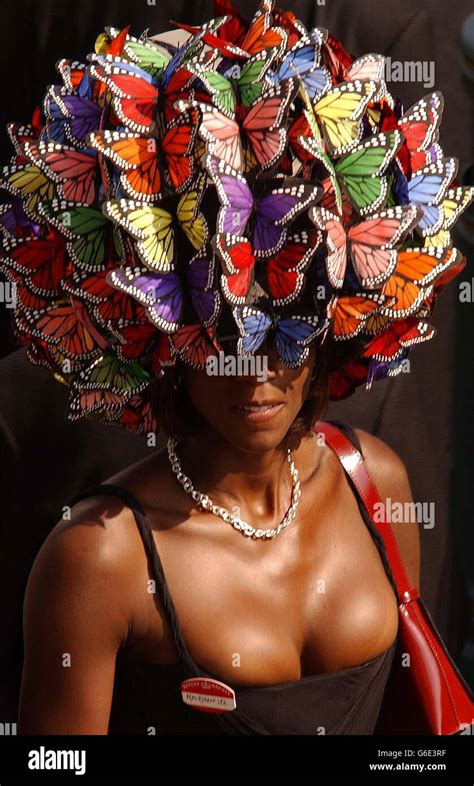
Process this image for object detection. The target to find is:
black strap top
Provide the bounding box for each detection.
[69,420,397,735]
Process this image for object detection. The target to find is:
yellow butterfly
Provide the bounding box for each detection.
[104,179,209,271]
[176,173,209,251]
[422,186,474,248]
[313,79,377,156]
[1,163,56,221]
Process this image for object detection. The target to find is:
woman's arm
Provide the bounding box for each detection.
[18,506,133,734]
[356,429,421,591]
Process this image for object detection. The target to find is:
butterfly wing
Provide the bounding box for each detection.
[108,267,183,332]
[88,56,159,134]
[1,162,56,220]
[310,207,347,289]
[170,323,221,368]
[176,173,210,250]
[89,130,161,201]
[4,233,67,297]
[234,305,273,355]
[240,0,288,56]
[237,50,276,108]
[380,247,458,319]
[186,250,221,325]
[332,294,385,339]
[266,231,320,306]
[190,102,242,171]
[408,158,458,212]
[242,79,297,171]
[162,109,200,192]
[399,92,444,171]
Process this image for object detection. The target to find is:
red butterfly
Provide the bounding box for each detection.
[398,92,444,174]
[110,319,158,363]
[16,299,102,360]
[329,357,370,400]
[212,0,248,46]
[213,234,256,305]
[23,141,100,205]
[363,318,436,363]
[107,392,159,435]
[2,263,54,312]
[3,232,69,297]
[63,269,139,328]
[170,323,221,368]
[88,56,159,134]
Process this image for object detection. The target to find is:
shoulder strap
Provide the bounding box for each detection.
[69,483,196,670]
[315,421,419,605]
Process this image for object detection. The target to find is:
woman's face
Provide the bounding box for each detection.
[182,342,317,454]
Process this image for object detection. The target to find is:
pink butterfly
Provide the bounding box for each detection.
[310,204,422,289]
[178,78,298,173]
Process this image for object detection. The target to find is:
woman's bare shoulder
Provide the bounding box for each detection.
[354,429,420,590]
[25,492,151,646]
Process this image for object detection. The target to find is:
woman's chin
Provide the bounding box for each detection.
[214,414,293,454]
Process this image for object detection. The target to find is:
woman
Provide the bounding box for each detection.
[2,1,469,736]
[18,338,419,735]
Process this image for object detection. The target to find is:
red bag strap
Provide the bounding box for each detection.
[315,421,419,605]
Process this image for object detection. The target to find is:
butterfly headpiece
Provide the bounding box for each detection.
[1,0,472,433]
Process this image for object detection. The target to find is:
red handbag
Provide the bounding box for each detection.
[316,420,473,735]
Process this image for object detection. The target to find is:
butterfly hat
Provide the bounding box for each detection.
[1,0,472,434]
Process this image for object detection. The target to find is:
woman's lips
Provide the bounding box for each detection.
[231,402,285,422]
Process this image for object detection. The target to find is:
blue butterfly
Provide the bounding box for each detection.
[233,306,326,368]
[268,33,331,101]
[407,157,457,234]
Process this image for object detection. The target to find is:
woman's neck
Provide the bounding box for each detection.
[175,430,312,523]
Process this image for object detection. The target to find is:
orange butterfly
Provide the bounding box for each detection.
[332,293,386,339]
[240,0,288,56]
[380,246,460,319]
[88,110,199,199]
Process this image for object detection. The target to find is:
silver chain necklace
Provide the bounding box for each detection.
[166,437,302,540]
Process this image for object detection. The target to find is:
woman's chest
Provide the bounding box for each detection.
[125,492,399,687]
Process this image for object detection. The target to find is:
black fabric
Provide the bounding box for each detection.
[69,422,397,735]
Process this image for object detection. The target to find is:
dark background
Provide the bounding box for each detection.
[0,0,473,722]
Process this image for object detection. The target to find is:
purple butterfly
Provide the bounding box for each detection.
[107,251,220,333]
[0,198,39,237]
[45,86,103,145]
[367,350,410,387]
[206,156,322,258]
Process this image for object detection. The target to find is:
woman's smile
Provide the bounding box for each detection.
[231,400,286,423]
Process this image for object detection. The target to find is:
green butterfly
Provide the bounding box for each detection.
[105,27,172,78]
[73,351,152,394]
[38,200,112,272]
[189,49,277,117]
[299,130,403,216]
